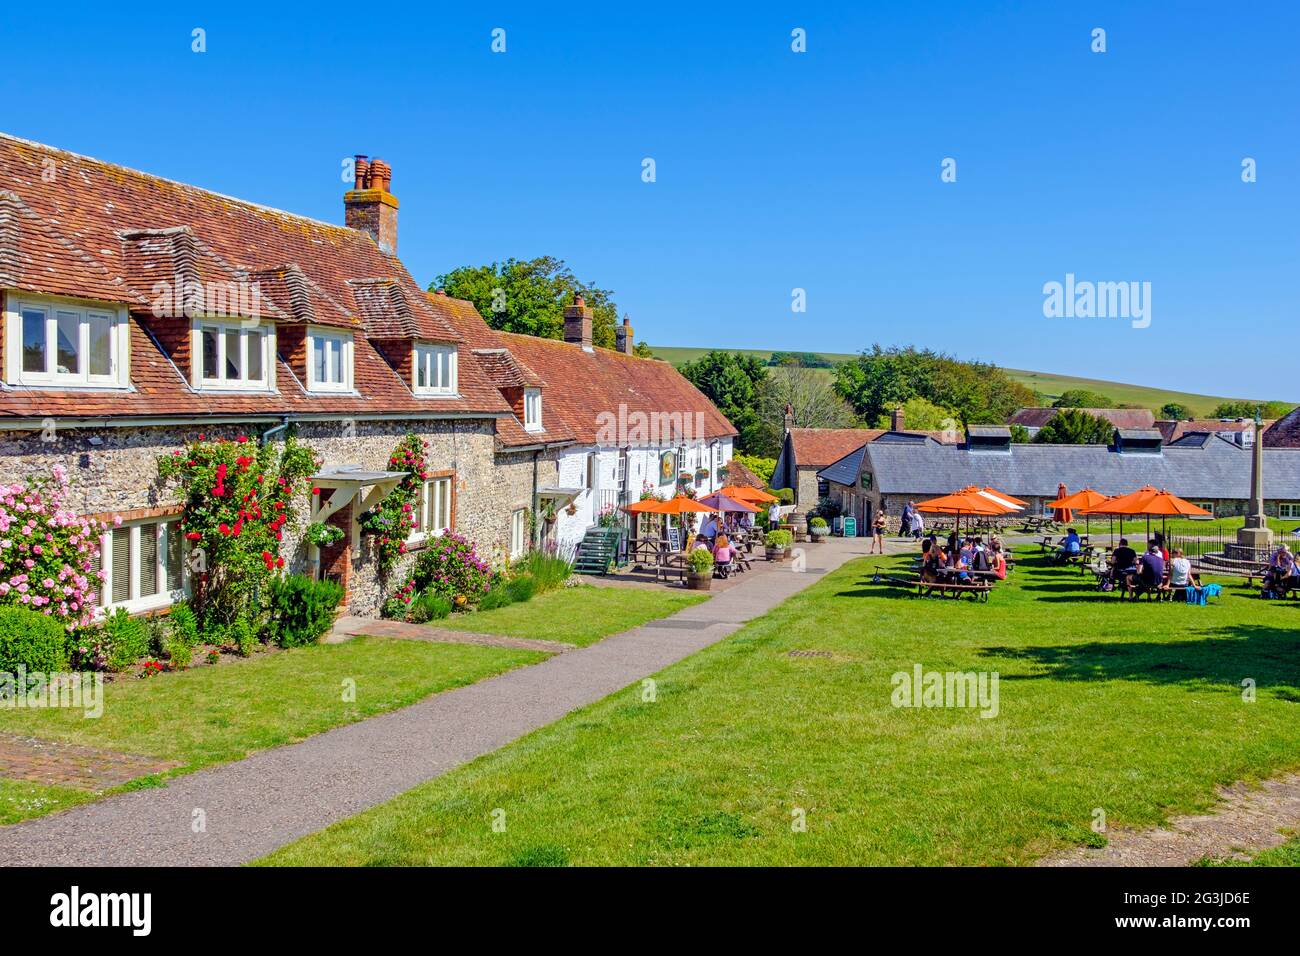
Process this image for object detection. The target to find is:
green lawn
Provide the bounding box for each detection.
[439,585,708,647]
[1199,836,1300,867]
[0,779,93,826]
[1040,515,1298,539]
[0,638,543,812]
[260,550,1300,866]
[649,346,1291,416]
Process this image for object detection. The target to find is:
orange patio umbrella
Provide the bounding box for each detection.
[623,498,668,514]
[1047,486,1111,539]
[982,487,1029,507]
[717,484,778,504]
[916,488,1011,533]
[1080,486,1160,546]
[1051,483,1073,524]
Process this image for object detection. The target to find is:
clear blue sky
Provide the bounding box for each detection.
[2,1,1295,398]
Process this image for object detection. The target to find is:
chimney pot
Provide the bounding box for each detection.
[563,295,593,351]
[616,313,635,354]
[344,154,398,253]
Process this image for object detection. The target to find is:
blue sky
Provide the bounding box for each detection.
[2,1,1295,398]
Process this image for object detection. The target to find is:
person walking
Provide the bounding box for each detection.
[870,506,888,554]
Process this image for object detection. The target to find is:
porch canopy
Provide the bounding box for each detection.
[310,465,410,548]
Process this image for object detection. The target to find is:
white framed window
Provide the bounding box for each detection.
[411,476,453,540]
[307,328,353,392]
[97,517,186,614]
[1280,504,1300,519]
[192,319,273,390]
[6,296,130,388]
[614,453,626,487]
[523,388,542,432]
[509,508,527,559]
[1192,502,1215,515]
[413,343,458,395]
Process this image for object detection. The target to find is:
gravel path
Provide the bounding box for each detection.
[0,537,871,866]
[1038,772,1300,866]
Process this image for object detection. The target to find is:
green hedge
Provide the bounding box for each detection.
[0,606,69,677]
[266,575,344,648]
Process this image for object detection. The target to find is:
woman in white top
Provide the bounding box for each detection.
[1168,548,1200,589]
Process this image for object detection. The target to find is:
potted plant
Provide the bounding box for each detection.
[765,529,793,561]
[686,547,714,590]
[306,521,346,547]
[541,501,558,525]
[809,517,829,542]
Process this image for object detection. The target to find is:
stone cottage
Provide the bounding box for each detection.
[0,134,654,616]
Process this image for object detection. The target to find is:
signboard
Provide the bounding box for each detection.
[659,450,676,484]
[860,472,873,490]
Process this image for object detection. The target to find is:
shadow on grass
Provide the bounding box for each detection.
[982,624,1300,692]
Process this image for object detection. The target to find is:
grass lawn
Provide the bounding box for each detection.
[1199,836,1300,866]
[0,637,543,813]
[0,779,93,826]
[439,585,708,647]
[260,550,1300,866]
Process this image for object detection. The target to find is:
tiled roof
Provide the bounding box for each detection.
[0,133,507,421]
[1158,418,1269,444]
[495,332,737,446]
[787,426,959,469]
[1009,407,1156,429]
[1264,408,1300,448]
[723,458,765,489]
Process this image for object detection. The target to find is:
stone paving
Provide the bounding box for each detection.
[0,733,177,790]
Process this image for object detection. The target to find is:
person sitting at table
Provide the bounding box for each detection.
[713,534,735,575]
[1134,543,1165,595]
[989,540,1008,580]
[1056,527,1082,562]
[698,511,719,541]
[1262,544,1295,596]
[1153,532,1170,563]
[1108,538,1138,589]
[1168,548,1200,593]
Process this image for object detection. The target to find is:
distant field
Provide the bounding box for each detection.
[651,346,1282,417]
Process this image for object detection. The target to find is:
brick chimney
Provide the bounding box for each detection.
[891,406,905,431]
[783,403,794,435]
[563,294,593,351]
[616,314,634,354]
[344,155,399,254]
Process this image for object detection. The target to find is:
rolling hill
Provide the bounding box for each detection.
[650,346,1285,418]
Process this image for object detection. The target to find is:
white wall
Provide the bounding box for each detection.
[551,438,733,551]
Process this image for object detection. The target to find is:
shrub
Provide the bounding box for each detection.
[811,496,844,520]
[478,585,515,611]
[157,433,318,629]
[514,551,572,593]
[0,606,69,680]
[168,602,200,648]
[232,617,257,657]
[0,465,110,630]
[69,630,110,672]
[406,590,453,624]
[266,574,344,648]
[167,633,193,670]
[810,517,829,531]
[505,574,537,604]
[104,608,149,671]
[145,617,170,657]
[765,529,793,549]
[357,433,427,578]
[688,548,715,574]
[774,488,795,505]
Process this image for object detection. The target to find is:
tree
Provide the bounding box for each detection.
[434,256,620,349]
[1159,402,1191,420]
[1032,409,1115,445]
[1010,424,1031,443]
[680,350,771,455]
[833,345,1036,426]
[870,396,958,432]
[1052,389,1114,409]
[732,454,776,485]
[1210,400,1294,420]
[767,350,832,368]
[760,363,858,449]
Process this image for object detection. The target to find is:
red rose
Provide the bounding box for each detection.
[185,532,202,541]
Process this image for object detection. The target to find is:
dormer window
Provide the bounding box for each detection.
[308,327,354,393]
[413,343,457,395]
[193,318,273,391]
[524,388,542,432]
[6,295,130,388]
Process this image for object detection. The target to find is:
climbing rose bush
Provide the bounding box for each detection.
[359,433,427,578]
[157,433,319,627]
[0,464,110,630]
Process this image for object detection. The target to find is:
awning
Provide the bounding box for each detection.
[310,465,409,544]
[536,486,584,507]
